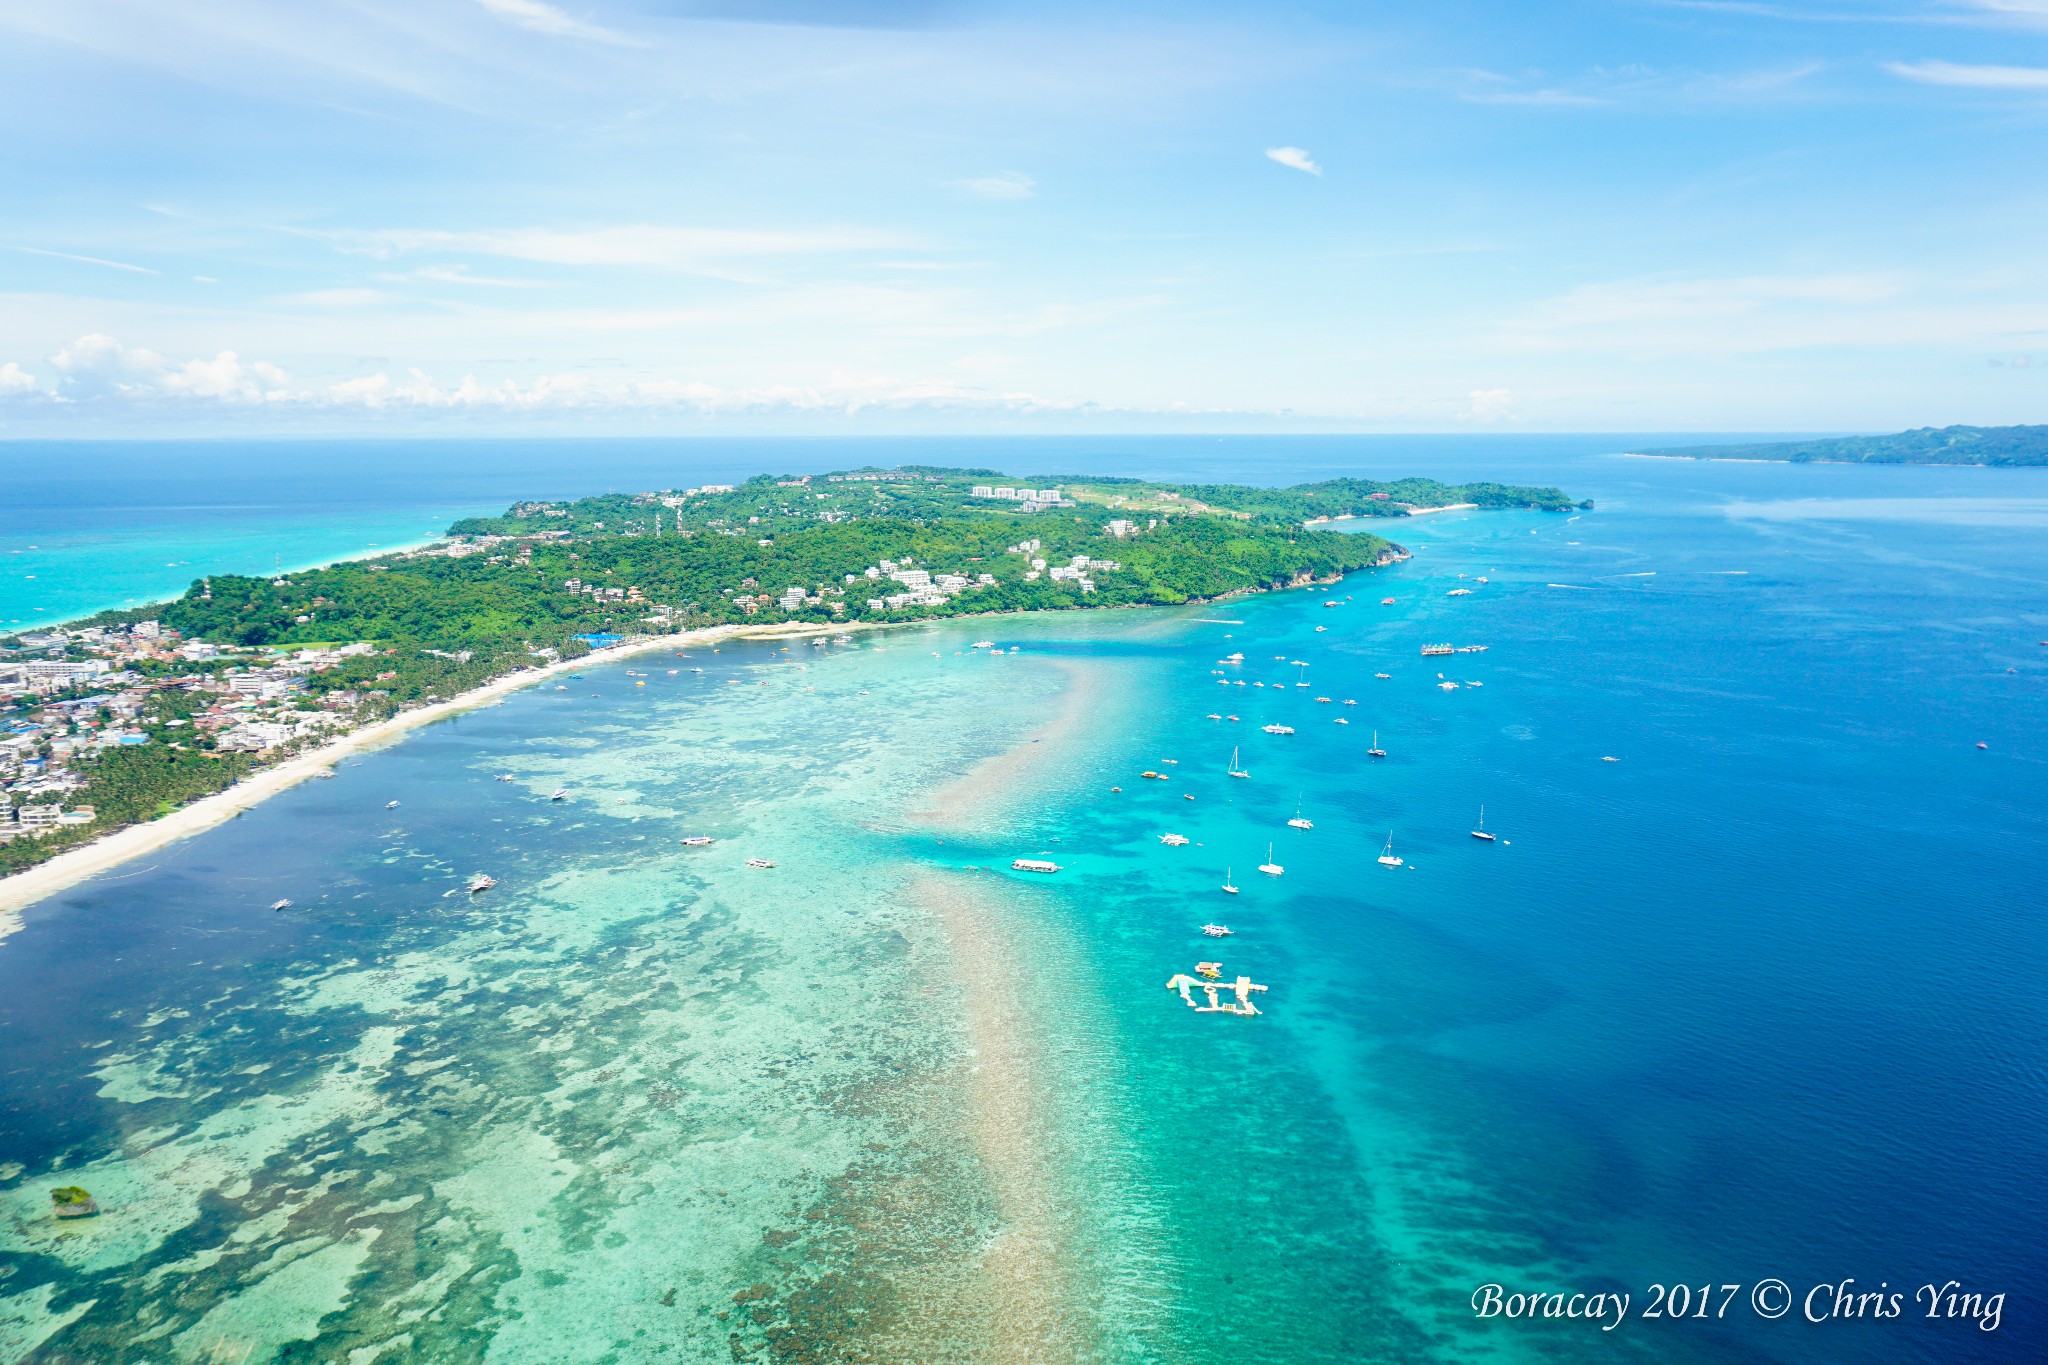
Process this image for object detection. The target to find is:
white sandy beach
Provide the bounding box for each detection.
[0,620,857,936]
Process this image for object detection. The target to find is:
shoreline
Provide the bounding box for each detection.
[1,565,1383,935]
[0,619,855,934]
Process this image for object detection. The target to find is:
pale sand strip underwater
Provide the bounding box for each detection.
[911,657,1102,832]
[0,620,856,937]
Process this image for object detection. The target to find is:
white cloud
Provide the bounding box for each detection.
[1463,388,1514,423]
[0,362,37,394]
[322,224,908,274]
[8,245,158,275]
[1264,146,1322,175]
[960,172,1036,200]
[46,334,294,403]
[1886,60,2048,89]
[473,0,637,46]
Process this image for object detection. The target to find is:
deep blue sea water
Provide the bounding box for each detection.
[2,438,2045,1362]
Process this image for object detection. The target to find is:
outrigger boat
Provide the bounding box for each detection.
[1203,923,1234,936]
[682,835,715,846]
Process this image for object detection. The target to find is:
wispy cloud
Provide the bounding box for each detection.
[1463,388,1515,423]
[1886,59,2048,88]
[378,265,544,288]
[316,224,909,276]
[1264,146,1322,175]
[960,172,1036,200]
[473,0,639,46]
[7,245,159,275]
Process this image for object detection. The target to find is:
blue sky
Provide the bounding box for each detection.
[0,0,2044,434]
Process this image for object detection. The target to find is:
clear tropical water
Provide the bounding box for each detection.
[2,440,2045,1363]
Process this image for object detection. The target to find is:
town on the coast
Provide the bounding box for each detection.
[1,466,1580,877]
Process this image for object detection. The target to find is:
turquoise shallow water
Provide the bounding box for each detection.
[4,443,2048,1362]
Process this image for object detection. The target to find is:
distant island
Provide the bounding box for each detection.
[0,466,1581,884]
[1632,424,2048,466]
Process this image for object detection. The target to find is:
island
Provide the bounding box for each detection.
[1631,423,2048,466]
[0,466,1581,884]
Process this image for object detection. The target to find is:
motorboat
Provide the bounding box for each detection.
[746,857,777,869]
[270,898,293,911]
[1261,724,1295,735]
[682,835,715,846]
[550,787,570,800]
[1203,924,1234,936]
[385,800,400,809]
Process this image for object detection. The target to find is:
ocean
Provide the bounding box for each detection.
[1,438,2044,1363]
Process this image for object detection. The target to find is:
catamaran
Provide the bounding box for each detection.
[1288,796,1314,831]
[1257,844,1284,876]
[1471,807,1497,841]
[1378,833,1403,867]
[1160,833,1190,846]
[1368,732,1387,759]
[1227,746,1250,779]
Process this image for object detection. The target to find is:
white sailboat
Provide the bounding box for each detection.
[1227,746,1250,779]
[1221,867,1239,894]
[1367,731,1387,759]
[1287,795,1313,831]
[1258,844,1284,876]
[1471,806,1497,841]
[1378,833,1403,867]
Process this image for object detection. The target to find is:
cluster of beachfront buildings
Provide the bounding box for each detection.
[968,485,1077,512]
[0,623,386,843]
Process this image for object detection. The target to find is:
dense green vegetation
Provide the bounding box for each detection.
[1636,424,2048,466]
[4,464,1577,880]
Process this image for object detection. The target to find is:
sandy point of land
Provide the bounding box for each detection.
[0,620,862,938]
[900,866,1086,1364]
[908,656,1103,833]
[1400,501,1479,516]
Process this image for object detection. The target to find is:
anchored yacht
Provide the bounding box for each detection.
[1378,834,1403,868]
[1257,844,1284,876]
[1471,807,1496,842]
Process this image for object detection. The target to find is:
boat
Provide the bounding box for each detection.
[1206,713,1223,720]
[1149,771,1172,781]
[1343,699,1357,705]
[1438,681,1460,691]
[1261,724,1295,735]
[1378,833,1403,867]
[270,898,293,911]
[1227,746,1250,779]
[972,640,996,649]
[1368,731,1387,758]
[1197,961,1223,979]
[550,787,570,800]
[746,858,777,869]
[495,773,514,782]
[1221,868,1239,895]
[1421,643,1455,656]
[1203,923,1234,936]
[1314,625,1327,632]
[1374,673,1390,680]
[1334,718,1349,725]
[310,768,335,779]
[467,874,498,893]
[1471,806,1496,841]
[1141,770,1160,780]
[1601,756,1620,763]
[1315,696,1332,703]
[1381,597,1395,605]
[1012,858,1061,873]
[385,800,400,809]
[1287,796,1313,831]
[1257,844,1283,876]
[1447,588,1473,596]
[1324,600,1340,607]
[682,835,715,846]
[1226,714,1239,721]
[1159,833,1190,846]
[1476,576,1489,584]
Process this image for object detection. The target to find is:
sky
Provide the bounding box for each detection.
[0,0,2044,435]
